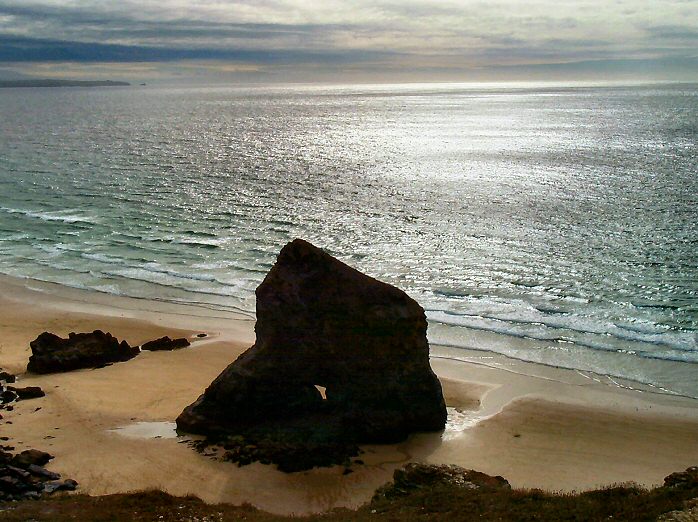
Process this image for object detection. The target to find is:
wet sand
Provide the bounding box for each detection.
[1,275,697,515]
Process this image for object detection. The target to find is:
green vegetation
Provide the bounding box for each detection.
[1,478,696,521]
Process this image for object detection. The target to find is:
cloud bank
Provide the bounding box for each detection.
[0,0,696,82]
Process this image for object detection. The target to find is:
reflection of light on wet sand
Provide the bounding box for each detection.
[443,406,483,441]
[108,421,178,439]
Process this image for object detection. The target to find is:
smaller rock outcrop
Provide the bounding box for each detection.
[0,447,77,501]
[11,449,53,468]
[372,463,511,501]
[7,386,45,401]
[141,336,190,351]
[664,467,698,489]
[1,382,44,415]
[27,331,139,374]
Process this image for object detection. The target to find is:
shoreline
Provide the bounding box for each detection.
[1,274,697,514]
[5,273,691,401]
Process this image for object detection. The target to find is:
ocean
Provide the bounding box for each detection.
[0,82,696,397]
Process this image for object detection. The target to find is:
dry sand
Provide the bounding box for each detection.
[1,275,697,515]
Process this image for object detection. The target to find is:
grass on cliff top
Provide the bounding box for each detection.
[1,480,697,522]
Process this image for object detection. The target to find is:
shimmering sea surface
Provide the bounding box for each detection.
[0,82,696,396]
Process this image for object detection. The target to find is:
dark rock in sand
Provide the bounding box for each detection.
[373,463,511,501]
[0,447,75,501]
[4,465,30,480]
[141,336,190,351]
[177,239,446,471]
[0,371,15,383]
[0,451,12,465]
[1,390,17,404]
[42,478,78,493]
[8,386,45,400]
[27,330,139,374]
[26,464,60,480]
[11,449,54,468]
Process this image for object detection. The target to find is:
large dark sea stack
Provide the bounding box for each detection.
[27,330,139,374]
[177,239,446,468]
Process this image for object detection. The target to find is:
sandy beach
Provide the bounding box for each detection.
[1,275,697,515]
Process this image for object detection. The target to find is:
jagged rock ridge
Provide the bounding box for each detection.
[373,463,511,501]
[141,336,190,351]
[27,330,139,374]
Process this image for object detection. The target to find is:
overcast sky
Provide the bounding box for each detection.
[1,0,697,83]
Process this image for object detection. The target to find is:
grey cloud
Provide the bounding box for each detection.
[0,2,353,45]
[646,25,698,40]
[0,33,399,64]
[0,0,697,82]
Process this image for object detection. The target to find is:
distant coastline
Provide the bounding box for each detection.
[0,79,130,88]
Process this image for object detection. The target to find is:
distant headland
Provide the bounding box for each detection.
[0,79,130,88]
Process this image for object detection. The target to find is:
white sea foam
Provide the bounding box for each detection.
[140,262,219,282]
[0,233,29,242]
[0,206,96,224]
[426,300,697,354]
[81,252,128,265]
